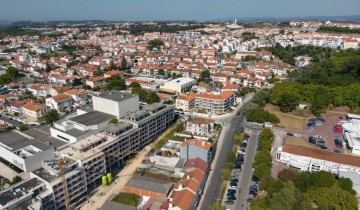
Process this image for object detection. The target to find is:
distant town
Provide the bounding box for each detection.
[0,20,360,210]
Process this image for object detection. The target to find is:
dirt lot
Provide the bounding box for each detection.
[265,104,307,131]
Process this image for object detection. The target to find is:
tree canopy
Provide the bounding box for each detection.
[41,110,59,125]
[148,39,164,50]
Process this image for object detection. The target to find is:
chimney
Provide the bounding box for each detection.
[202,141,205,146]
[187,175,191,179]
[178,184,183,190]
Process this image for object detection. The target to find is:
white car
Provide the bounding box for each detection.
[228,185,236,190]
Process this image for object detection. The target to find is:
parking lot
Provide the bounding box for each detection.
[284,112,348,154]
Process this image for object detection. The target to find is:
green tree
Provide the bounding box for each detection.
[109,117,119,124]
[121,57,128,70]
[19,124,28,131]
[146,91,160,104]
[270,181,297,210]
[278,92,298,112]
[11,176,22,185]
[278,168,297,181]
[107,79,126,91]
[337,177,355,194]
[199,70,211,82]
[147,39,164,50]
[158,69,165,75]
[130,82,141,89]
[41,110,59,125]
[307,184,358,210]
[294,172,311,193]
[309,171,336,189]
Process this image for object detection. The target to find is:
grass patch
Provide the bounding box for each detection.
[265,104,306,131]
[112,192,141,207]
[285,136,316,149]
[151,122,184,151]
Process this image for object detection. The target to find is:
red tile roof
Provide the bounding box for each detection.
[184,158,209,173]
[282,144,360,167]
[181,139,212,151]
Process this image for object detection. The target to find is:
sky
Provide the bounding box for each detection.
[0,0,359,21]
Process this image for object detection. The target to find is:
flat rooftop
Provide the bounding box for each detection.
[23,126,67,148]
[165,77,195,85]
[0,178,44,206]
[70,111,114,126]
[126,175,174,195]
[0,130,52,151]
[95,91,136,102]
[106,121,133,133]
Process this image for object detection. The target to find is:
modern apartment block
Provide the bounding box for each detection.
[92,91,140,118]
[176,91,236,114]
[0,130,55,172]
[30,159,88,210]
[60,103,175,192]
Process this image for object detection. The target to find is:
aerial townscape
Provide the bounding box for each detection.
[0,1,360,210]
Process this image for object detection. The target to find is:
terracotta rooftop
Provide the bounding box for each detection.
[183,158,209,173]
[181,139,212,151]
[193,91,235,101]
[52,94,72,103]
[64,89,87,96]
[23,102,45,112]
[282,144,360,167]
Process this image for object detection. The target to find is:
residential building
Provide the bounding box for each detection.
[341,113,360,155]
[180,139,213,163]
[186,117,215,137]
[160,77,196,94]
[64,89,88,102]
[0,130,55,172]
[193,91,236,114]
[92,91,139,119]
[86,76,105,88]
[175,95,195,111]
[104,70,123,78]
[23,102,47,119]
[123,175,174,198]
[46,93,73,111]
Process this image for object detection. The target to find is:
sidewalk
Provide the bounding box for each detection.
[79,122,178,210]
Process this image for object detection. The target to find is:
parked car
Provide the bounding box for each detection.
[228,189,236,193]
[247,198,253,203]
[243,132,250,138]
[320,145,328,149]
[228,186,236,190]
[230,182,238,187]
[317,117,326,122]
[287,132,294,136]
[225,200,234,205]
[227,196,236,201]
[231,179,239,183]
[227,192,235,197]
[309,136,316,144]
[249,190,258,196]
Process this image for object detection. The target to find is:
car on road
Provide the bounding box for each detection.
[320,145,328,149]
[287,132,294,136]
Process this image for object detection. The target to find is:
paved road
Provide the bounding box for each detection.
[199,114,245,210]
[236,129,260,210]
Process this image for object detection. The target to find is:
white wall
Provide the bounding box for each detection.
[92,95,139,118]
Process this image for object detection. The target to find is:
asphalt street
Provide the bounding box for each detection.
[199,114,245,210]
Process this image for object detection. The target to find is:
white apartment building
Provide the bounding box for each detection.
[0,131,55,172]
[31,159,88,210]
[92,91,139,119]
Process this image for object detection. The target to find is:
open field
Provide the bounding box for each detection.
[265,104,306,131]
[285,136,316,149]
